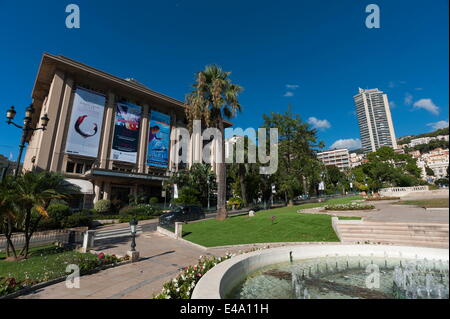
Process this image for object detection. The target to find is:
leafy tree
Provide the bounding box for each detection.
[425,166,435,176]
[172,186,201,205]
[262,107,324,205]
[166,164,216,208]
[185,65,243,220]
[352,146,423,191]
[325,165,345,187]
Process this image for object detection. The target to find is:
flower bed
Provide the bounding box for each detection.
[153,254,234,299]
[0,249,128,297]
[365,196,400,201]
[324,202,375,211]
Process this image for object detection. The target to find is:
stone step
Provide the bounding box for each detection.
[340,238,449,249]
[340,233,448,243]
[338,229,449,237]
[337,223,449,231]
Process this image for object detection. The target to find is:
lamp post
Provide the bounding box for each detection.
[6,104,49,177]
[129,218,138,252]
[207,177,210,210]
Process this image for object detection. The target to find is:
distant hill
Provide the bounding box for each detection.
[398,127,449,145]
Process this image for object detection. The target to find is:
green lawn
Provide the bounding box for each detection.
[0,245,99,282]
[395,198,449,208]
[182,196,362,247]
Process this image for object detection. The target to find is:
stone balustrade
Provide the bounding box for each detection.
[379,186,429,197]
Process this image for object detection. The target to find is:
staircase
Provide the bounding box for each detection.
[335,221,449,248]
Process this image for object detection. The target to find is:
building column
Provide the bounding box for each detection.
[103,182,111,200]
[35,70,65,171]
[94,182,102,204]
[50,77,74,172]
[99,91,115,169]
[138,104,149,173]
[169,112,177,171]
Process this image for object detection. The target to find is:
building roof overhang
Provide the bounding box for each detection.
[31,53,233,126]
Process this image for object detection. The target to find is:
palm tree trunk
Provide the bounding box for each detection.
[216,119,228,220]
[5,216,17,259]
[19,211,32,258]
[239,164,247,207]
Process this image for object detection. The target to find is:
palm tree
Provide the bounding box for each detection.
[14,171,79,258]
[185,65,243,220]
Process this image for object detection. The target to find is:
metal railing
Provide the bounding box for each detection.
[0,229,85,251]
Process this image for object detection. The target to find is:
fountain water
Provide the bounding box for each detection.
[229,255,449,299]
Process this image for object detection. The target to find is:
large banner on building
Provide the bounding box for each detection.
[111,102,141,163]
[147,110,171,168]
[65,87,105,158]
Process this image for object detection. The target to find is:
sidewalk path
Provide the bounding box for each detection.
[301,200,449,224]
[20,232,208,299]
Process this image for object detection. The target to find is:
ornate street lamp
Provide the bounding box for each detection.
[129,218,138,252]
[5,104,50,177]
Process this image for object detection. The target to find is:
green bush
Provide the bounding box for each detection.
[119,204,162,217]
[76,208,94,215]
[49,198,69,206]
[62,213,93,228]
[111,199,126,213]
[227,197,244,210]
[149,197,159,204]
[37,217,62,231]
[434,178,449,187]
[172,186,200,205]
[47,203,71,223]
[94,199,111,214]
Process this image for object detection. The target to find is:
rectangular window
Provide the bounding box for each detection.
[75,163,84,174]
[66,161,75,173]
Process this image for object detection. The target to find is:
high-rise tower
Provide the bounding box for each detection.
[353,88,397,153]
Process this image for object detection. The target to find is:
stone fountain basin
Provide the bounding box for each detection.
[191,244,449,299]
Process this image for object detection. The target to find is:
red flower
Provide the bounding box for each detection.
[98,253,105,259]
[7,278,16,287]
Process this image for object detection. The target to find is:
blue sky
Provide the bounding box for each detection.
[0,0,448,160]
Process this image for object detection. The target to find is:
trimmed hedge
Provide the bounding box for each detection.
[94,200,111,214]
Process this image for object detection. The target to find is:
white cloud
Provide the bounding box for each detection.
[389,101,396,108]
[427,120,449,130]
[415,87,423,91]
[283,91,294,97]
[308,117,331,130]
[286,84,299,89]
[413,99,439,115]
[404,93,413,105]
[330,138,362,150]
[388,80,406,88]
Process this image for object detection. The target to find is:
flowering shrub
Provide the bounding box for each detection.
[365,196,400,201]
[153,253,235,299]
[325,202,375,211]
[0,277,21,295]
